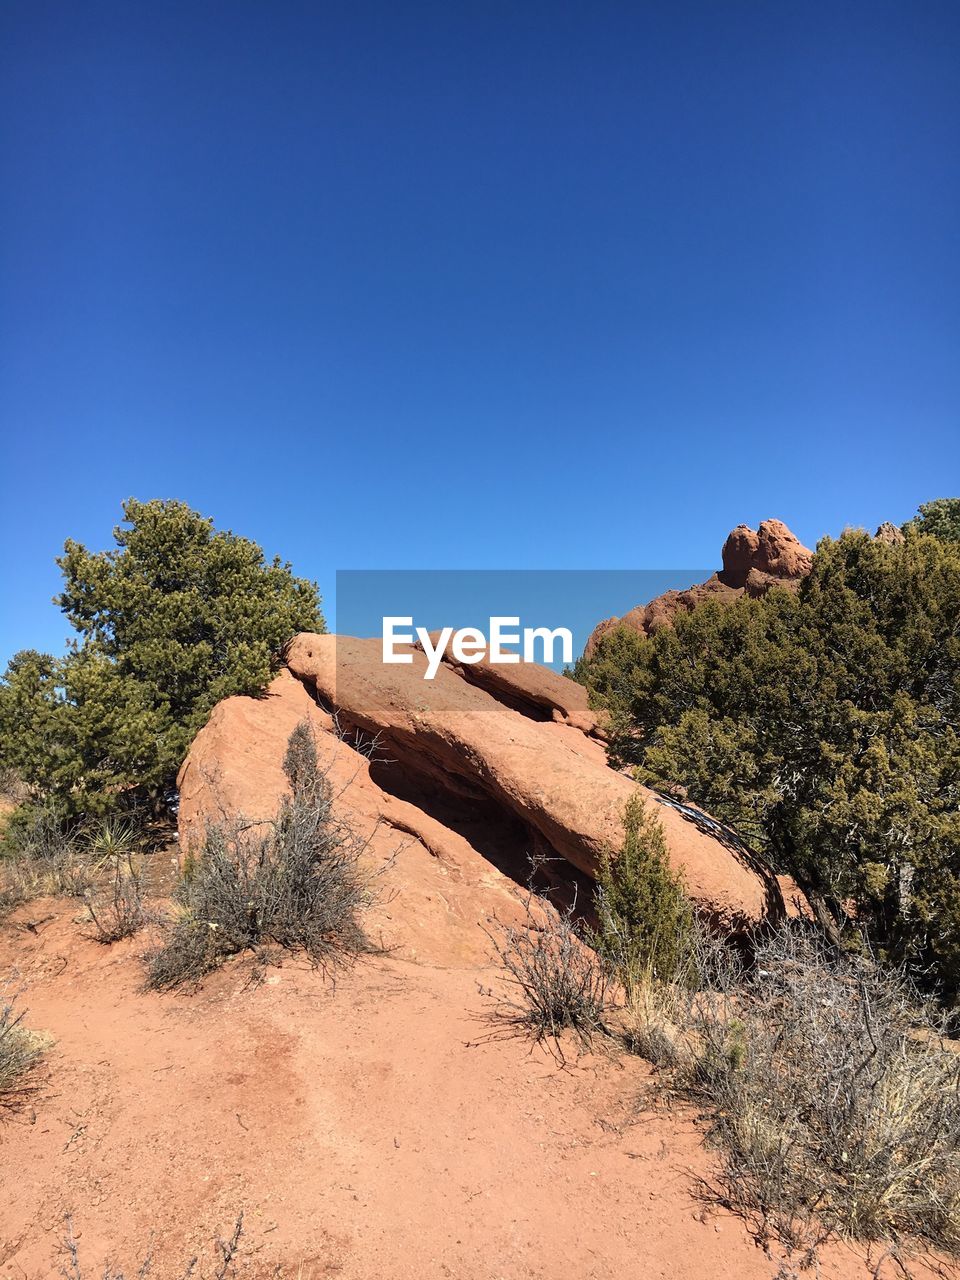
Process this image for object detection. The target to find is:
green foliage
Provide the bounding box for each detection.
[594,793,692,989]
[0,651,64,797]
[577,525,960,995]
[905,496,960,543]
[0,648,169,815]
[0,499,323,816]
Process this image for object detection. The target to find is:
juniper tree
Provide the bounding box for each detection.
[905,497,960,543]
[0,498,324,816]
[577,519,960,994]
[594,793,692,990]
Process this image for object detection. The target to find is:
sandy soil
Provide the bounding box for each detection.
[0,902,948,1280]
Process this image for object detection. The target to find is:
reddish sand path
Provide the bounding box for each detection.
[0,905,946,1280]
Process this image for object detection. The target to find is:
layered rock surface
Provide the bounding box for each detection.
[179,634,792,952]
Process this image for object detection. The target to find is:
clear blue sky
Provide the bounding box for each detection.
[1,1,958,663]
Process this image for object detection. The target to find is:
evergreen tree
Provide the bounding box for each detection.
[905,497,960,543]
[577,519,960,994]
[594,793,692,989]
[0,499,324,814]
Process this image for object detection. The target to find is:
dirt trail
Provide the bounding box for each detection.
[0,904,939,1280]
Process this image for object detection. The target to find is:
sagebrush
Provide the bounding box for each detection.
[486,890,608,1049]
[625,924,960,1254]
[0,985,45,1112]
[147,722,375,990]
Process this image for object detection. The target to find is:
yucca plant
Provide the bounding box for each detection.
[83,817,145,944]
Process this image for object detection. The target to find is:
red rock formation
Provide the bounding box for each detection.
[719,519,813,588]
[180,634,795,937]
[177,669,533,965]
[874,521,906,546]
[437,647,603,736]
[583,519,813,658]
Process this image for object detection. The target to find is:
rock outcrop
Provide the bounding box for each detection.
[435,647,603,737]
[718,519,814,590]
[583,519,814,659]
[874,521,906,547]
[177,669,534,965]
[179,634,794,950]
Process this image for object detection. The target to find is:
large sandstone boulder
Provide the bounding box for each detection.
[178,635,796,956]
[583,518,813,659]
[177,670,534,966]
[435,647,603,737]
[282,634,785,932]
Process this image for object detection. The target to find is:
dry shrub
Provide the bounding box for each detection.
[0,802,92,906]
[84,857,145,944]
[0,984,46,1112]
[0,764,26,804]
[79,818,147,944]
[625,924,960,1254]
[1,809,147,939]
[146,722,376,990]
[487,890,609,1049]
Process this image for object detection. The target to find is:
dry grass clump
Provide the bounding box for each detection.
[1,806,148,941]
[486,891,609,1050]
[0,803,93,907]
[0,984,46,1113]
[146,722,376,991]
[624,925,960,1254]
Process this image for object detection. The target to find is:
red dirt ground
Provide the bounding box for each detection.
[0,902,950,1280]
